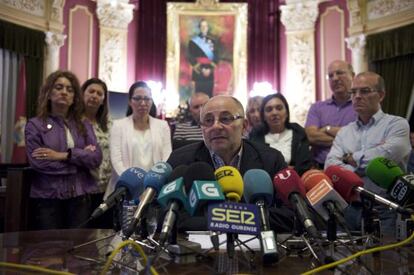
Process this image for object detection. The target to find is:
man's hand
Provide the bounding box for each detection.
[342,153,357,167]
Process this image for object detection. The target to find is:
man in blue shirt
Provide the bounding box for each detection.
[325,71,411,236]
[325,72,410,174]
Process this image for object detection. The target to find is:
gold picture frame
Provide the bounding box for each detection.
[166,0,248,116]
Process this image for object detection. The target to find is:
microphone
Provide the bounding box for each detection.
[124,162,172,239]
[157,165,189,246]
[303,170,349,239]
[302,169,332,190]
[325,165,413,216]
[214,166,244,257]
[366,157,414,208]
[185,162,225,250]
[214,166,244,202]
[90,167,146,220]
[244,169,278,264]
[186,163,225,216]
[303,170,348,222]
[273,168,321,239]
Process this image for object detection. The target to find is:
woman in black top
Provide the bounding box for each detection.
[249,93,312,175]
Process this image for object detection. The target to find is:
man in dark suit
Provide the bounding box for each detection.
[167,95,292,231]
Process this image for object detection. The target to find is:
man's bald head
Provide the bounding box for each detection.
[327,60,355,102]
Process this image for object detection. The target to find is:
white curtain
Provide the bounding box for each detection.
[0,48,20,163]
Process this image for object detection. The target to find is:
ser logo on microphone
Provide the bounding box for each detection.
[208,202,260,234]
[215,169,234,180]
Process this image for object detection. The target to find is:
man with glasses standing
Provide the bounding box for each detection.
[325,72,410,172]
[167,95,291,231]
[325,72,411,235]
[305,60,357,169]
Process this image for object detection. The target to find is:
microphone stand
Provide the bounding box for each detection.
[294,214,324,263]
[361,197,380,248]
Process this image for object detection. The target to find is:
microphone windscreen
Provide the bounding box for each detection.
[115,167,146,200]
[365,157,404,189]
[325,165,363,202]
[214,166,244,202]
[167,165,189,182]
[273,168,306,206]
[143,161,173,193]
[184,162,215,192]
[243,169,274,206]
[301,169,332,191]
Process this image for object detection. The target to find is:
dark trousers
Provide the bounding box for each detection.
[30,195,91,230]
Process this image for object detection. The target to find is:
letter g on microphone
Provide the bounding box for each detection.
[151,162,171,174]
[202,182,220,197]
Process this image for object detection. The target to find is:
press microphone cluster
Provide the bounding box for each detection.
[325,165,412,216]
[273,168,321,239]
[302,170,348,229]
[157,165,190,246]
[90,167,146,220]
[366,157,414,209]
[124,162,173,239]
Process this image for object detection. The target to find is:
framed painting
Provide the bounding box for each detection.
[166,0,248,116]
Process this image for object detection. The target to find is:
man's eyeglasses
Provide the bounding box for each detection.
[131,96,152,102]
[200,112,243,127]
[348,87,377,96]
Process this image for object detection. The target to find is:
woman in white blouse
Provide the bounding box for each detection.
[249,93,311,175]
[105,81,172,198]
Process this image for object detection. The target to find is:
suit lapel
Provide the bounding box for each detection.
[239,141,262,175]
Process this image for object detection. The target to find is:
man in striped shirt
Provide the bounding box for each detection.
[173,92,210,144]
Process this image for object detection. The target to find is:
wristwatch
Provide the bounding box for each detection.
[325,125,331,133]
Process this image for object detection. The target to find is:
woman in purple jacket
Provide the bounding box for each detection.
[25,70,102,230]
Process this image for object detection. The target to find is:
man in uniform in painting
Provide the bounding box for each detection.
[188,19,219,97]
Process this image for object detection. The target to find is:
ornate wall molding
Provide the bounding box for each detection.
[96,0,134,29]
[319,6,345,100]
[280,1,320,32]
[367,0,414,20]
[345,34,366,53]
[44,31,66,76]
[97,0,134,92]
[345,34,367,74]
[348,0,414,36]
[50,0,65,23]
[280,0,322,125]
[1,0,45,16]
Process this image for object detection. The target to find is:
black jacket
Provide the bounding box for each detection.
[249,122,312,176]
[167,139,287,176]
